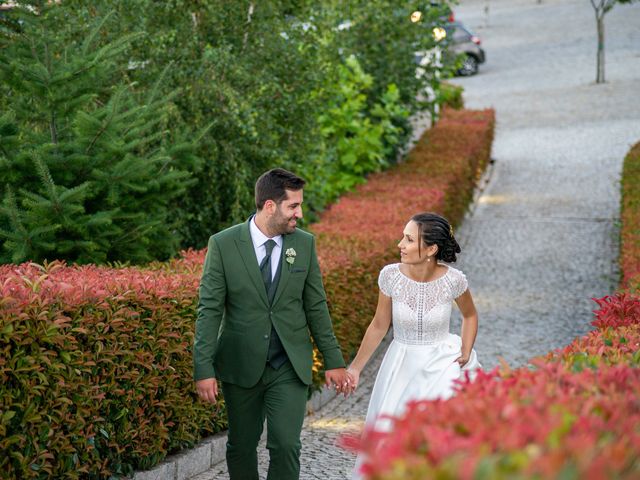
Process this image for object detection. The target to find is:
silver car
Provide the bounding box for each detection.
[444,21,486,76]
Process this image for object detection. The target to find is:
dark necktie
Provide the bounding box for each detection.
[260,239,287,369]
[260,239,276,296]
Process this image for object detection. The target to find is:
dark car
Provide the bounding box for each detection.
[443,21,486,76]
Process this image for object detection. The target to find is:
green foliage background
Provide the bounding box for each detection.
[0,0,453,263]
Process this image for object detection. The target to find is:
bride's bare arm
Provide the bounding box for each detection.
[455,290,478,365]
[347,290,392,384]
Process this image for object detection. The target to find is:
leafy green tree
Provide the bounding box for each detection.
[0,5,198,264]
[1,1,454,255]
[302,56,408,207]
[74,0,452,246]
[63,0,335,246]
[313,1,451,112]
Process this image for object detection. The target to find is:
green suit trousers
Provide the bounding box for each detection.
[222,361,309,480]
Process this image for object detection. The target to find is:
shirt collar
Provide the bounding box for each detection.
[250,215,283,248]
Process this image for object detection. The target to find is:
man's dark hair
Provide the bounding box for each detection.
[255,168,306,210]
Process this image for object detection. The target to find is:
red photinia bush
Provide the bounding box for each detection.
[591,293,640,329]
[349,364,640,480]
[541,293,640,369]
[0,254,201,309]
[543,324,640,369]
[0,253,219,478]
[620,142,640,291]
[345,293,640,479]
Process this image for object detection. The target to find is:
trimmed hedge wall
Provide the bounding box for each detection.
[0,256,225,478]
[621,142,640,291]
[347,293,640,479]
[0,108,495,478]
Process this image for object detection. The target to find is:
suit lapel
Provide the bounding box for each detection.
[271,233,295,307]
[235,218,269,307]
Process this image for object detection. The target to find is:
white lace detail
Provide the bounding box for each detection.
[378,263,468,345]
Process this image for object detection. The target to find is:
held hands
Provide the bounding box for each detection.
[196,378,219,404]
[197,370,360,402]
[346,367,360,392]
[325,368,358,397]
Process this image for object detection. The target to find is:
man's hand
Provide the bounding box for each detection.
[325,368,354,396]
[196,378,219,404]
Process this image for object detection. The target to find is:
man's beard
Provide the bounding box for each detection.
[269,214,296,235]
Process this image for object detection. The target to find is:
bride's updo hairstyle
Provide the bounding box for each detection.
[411,212,461,263]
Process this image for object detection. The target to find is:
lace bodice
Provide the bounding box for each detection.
[378,263,468,345]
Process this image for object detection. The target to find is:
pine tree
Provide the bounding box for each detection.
[0,4,199,264]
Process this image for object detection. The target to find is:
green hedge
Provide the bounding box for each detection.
[621,142,640,291]
[0,1,454,255]
[0,259,225,478]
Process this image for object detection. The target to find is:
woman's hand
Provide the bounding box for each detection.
[456,353,470,367]
[346,367,360,392]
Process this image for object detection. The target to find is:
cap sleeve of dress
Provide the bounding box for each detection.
[450,268,468,298]
[377,264,397,297]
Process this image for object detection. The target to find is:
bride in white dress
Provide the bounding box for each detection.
[346,213,481,479]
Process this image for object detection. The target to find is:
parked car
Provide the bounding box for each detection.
[414,20,485,76]
[444,21,486,76]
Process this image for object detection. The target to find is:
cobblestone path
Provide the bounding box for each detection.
[194,0,640,478]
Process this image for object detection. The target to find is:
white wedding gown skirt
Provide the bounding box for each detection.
[365,333,480,431]
[352,334,480,480]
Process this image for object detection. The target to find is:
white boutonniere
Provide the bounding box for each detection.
[285,248,296,265]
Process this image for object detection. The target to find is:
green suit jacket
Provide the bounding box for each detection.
[193,218,345,387]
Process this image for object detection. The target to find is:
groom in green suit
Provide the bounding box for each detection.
[193,168,351,480]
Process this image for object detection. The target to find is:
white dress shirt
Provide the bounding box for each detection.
[249,216,282,281]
